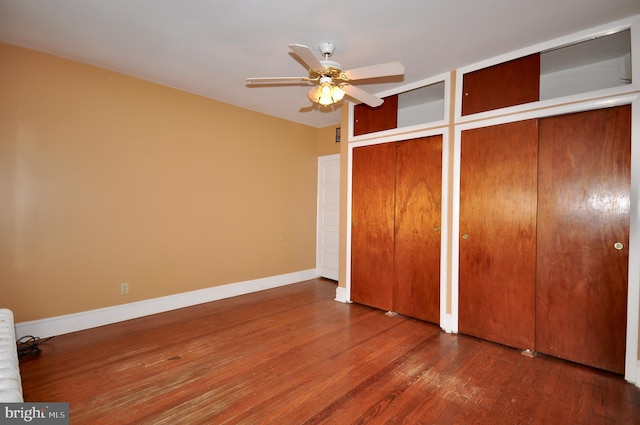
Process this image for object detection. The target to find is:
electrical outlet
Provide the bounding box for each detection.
[120,282,129,295]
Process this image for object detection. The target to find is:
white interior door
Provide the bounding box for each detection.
[317,154,340,280]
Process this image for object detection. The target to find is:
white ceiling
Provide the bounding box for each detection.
[1,1,639,128]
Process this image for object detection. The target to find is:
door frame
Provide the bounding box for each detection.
[344,127,450,326]
[451,93,640,382]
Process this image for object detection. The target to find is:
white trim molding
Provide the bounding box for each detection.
[334,286,349,303]
[440,314,455,334]
[15,269,317,339]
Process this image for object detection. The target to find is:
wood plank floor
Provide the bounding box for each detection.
[19,278,640,424]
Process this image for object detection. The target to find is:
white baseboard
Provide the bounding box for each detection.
[16,269,317,339]
[334,286,349,303]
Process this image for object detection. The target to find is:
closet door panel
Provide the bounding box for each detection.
[353,95,399,136]
[461,54,540,116]
[459,120,538,350]
[393,136,442,323]
[351,143,396,311]
[536,105,630,374]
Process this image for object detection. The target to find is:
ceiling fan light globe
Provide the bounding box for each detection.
[307,87,319,102]
[318,94,334,106]
[332,87,345,102]
[319,83,332,96]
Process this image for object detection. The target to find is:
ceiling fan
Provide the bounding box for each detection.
[246,42,404,108]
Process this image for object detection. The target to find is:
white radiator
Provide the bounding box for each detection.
[0,309,23,402]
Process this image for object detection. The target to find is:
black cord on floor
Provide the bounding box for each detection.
[16,335,55,361]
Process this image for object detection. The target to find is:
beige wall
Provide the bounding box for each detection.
[316,126,341,157]
[0,43,326,322]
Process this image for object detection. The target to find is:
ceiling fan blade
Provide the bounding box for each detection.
[246,76,311,84]
[299,89,316,108]
[344,61,405,81]
[341,84,384,108]
[288,44,324,71]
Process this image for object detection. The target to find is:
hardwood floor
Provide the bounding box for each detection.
[19,278,640,424]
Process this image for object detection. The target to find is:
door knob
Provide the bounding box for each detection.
[435,226,441,232]
[462,233,469,240]
[614,242,624,250]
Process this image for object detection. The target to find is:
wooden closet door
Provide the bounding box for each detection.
[459,120,538,350]
[393,136,442,324]
[537,105,630,374]
[351,143,396,311]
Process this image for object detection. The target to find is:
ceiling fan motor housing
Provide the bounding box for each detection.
[310,62,345,81]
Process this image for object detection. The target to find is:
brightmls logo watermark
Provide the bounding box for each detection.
[0,403,69,424]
